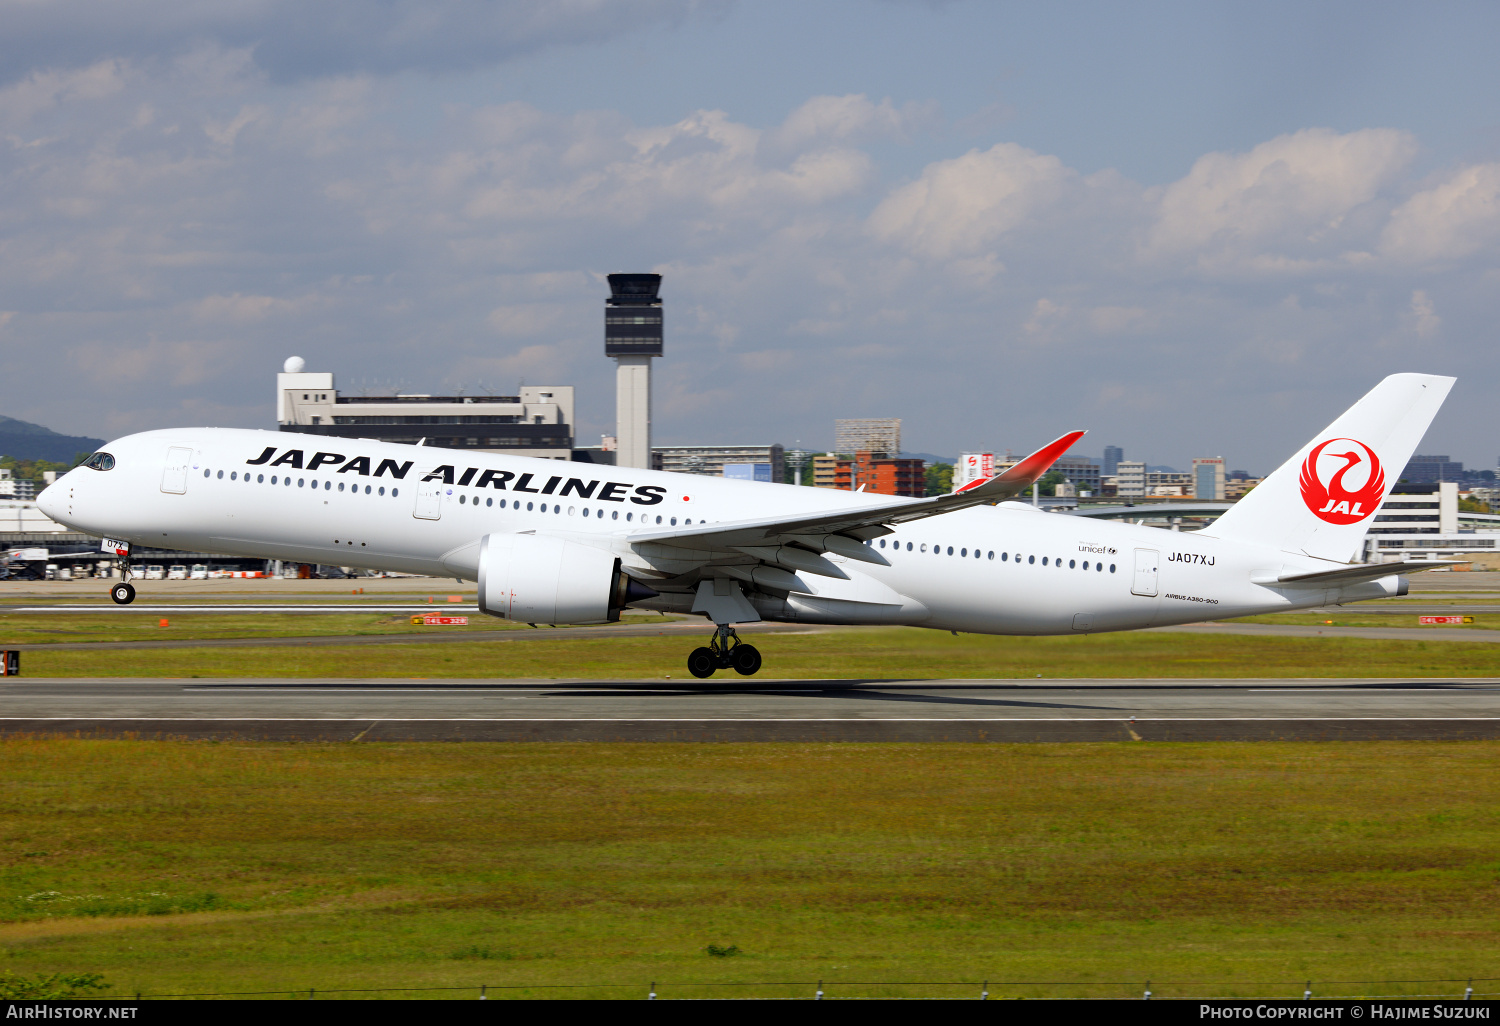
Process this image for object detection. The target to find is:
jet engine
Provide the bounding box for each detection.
[477,533,657,624]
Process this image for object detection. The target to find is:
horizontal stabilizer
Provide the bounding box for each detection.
[1254,561,1468,588]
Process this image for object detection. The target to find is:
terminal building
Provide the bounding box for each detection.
[276,358,575,460]
[1364,482,1500,567]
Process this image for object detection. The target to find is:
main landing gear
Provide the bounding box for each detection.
[687,624,761,679]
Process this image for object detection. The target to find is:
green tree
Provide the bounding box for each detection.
[1037,470,1067,496]
[0,456,69,482]
[924,462,954,496]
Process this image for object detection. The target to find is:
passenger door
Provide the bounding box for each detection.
[160,446,193,494]
[1131,547,1159,597]
[413,479,443,520]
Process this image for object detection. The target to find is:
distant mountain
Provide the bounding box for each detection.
[0,416,105,464]
[901,452,955,465]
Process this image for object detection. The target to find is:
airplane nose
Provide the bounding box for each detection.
[35,483,61,519]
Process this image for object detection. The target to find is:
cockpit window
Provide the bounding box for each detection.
[83,452,116,471]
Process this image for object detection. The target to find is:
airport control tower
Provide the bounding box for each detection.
[605,273,663,470]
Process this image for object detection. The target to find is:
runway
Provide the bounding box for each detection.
[4,677,1498,742]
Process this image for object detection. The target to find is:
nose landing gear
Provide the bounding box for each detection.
[687,624,762,679]
[108,544,135,605]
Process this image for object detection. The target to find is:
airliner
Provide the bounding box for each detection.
[37,373,1455,678]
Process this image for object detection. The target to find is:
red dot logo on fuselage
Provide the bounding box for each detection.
[1298,438,1385,525]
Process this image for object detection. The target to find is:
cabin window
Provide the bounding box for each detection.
[216,470,223,479]
[1069,559,1076,568]
[1028,555,1035,564]
[486,498,493,507]
[1110,564,1117,573]
[392,488,398,497]
[271,476,278,484]
[298,479,304,488]
[988,551,994,560]
[459,495,466,504]
[960,548,967,557]
[1082,561,1089,570]
[920,543,927,553]
[526,502,534,511]
[338,483,344,492]
[1041,557,1048,566]
[231,472,237,480]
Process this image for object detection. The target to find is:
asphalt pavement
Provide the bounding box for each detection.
[4,677,1497,742]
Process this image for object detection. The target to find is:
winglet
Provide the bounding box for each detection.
[954,430,1087,498]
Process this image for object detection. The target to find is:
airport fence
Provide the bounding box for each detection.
[121,976,1500,1000]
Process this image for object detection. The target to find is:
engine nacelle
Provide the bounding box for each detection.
[477,533,654,625]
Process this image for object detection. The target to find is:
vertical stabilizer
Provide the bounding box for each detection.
[1207,373,1455,563]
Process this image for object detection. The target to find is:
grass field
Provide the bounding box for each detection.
[0,739,1496,1000]
[8,626,1499,679]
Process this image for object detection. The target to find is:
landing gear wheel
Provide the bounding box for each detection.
[731,644,761,676]
[687,647,717,679]
[110,582,136,605]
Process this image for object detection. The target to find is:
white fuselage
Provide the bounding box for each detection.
[38,428,1400,634]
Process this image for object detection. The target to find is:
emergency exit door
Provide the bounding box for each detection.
[1131,547,1159,597]
[160,446,193,494]
[413,479,444,520]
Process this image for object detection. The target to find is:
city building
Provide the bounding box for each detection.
[277,359,575,459]
[1225,475,1262,500]
[606,273,663,470]
[655,445,784,482]
[1052,455,1102,495]
[1114,460,1146,498]
[834,419,900,456]
[1102,446,1123,477]
[812,454,839,488]
[0,469,36,500]
[833,451,925,497]
[1147,471,1192,496]
[1402,454,1464,483]
[1192,457,1226,500]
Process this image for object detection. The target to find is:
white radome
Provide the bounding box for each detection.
[283,356,306,374]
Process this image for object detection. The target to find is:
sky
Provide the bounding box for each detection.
[2,0,1499,474]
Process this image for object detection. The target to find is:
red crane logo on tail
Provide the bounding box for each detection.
[1299,438,1385,525]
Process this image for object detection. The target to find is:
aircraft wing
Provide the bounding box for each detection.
[625,431,1084,579]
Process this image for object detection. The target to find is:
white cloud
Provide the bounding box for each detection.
[769,94,939,150]
[1409,289,1440,338]
[1144,127,1417,272]
[1379,163,1500,264]
[866,142,1077,259]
